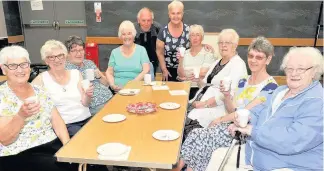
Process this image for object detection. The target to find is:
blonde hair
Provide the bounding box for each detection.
[280,47,324,80]
[0,45,30,64]
[189,24,204,39]
[168,0,184,12]
[118,20,137,38]
[40,40,68,61]
[218,29,240,45]
[137,7,154,20]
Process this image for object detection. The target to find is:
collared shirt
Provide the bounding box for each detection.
[65,59,112,109]
[134,21,161,65]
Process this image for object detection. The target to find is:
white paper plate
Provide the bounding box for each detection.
[152,130,180,141]
[102,114,126,123]
[97,143,128,156]
[143,81,157,86]
[119,89,138,96]
[159,102,181,110]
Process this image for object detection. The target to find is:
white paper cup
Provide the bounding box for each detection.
[184,69,194,78]
[85,69,95,81]
[193,68,200,79]
[222,77,232,91]
[144,74,152,84]
[237,109,250,127]
[25,96,38,104]
[179,47,186,57]
[82,79,90,91]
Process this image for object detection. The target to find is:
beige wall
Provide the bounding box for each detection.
[0,2,7,39]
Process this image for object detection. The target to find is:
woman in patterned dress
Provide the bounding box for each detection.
[173,36,279,171]
[65,35,113,115]
[0,46,71,171]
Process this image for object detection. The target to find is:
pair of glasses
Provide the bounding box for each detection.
[218,41,233,46]
[47,53,65,61]
[247,54,266,61]
[284,67,313,74]
[4,62,30,70]
[70,49,84,54]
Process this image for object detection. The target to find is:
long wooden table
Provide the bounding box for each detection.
[56,81,191,169]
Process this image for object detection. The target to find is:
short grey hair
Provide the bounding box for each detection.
[65,35,85,52]
[168,0,184,12]
[189,24,204,39]
[118,20,137,38]
[248,36,274,57]
[137,7,154,20]
[280,47,324,80]
[0,45,30,64]
[218,29,240,44]
[40,40,68,61]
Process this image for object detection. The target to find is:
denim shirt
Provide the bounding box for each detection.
[65,59,112,110]
[246,81,323,171]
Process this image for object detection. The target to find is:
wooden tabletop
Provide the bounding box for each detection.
[55,81,191,169]
[0,76,7,82]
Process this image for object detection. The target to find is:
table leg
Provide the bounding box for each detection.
[78,163,87,171]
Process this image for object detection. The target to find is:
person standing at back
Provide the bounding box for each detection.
[134,7,161,76]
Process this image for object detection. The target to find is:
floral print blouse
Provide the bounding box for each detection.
[0,82,57,156]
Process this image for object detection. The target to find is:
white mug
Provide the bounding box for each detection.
[85,69,95,81]
[25,96,39,104]
[237,109,250,127]
[144,74,152,85]
[222,77,232,91]
[81,79,91,91]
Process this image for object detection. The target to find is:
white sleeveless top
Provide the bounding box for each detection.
[42,69,91,124]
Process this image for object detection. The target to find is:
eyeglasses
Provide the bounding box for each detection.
[284,67,313,74]
[218,41,233,46]
[70,49,84,54]
[47,53,65,61]
[4,62,30,70]
[247,54,266,61]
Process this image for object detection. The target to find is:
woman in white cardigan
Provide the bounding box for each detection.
[183,29,247,137]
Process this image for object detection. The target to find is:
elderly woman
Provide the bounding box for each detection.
[32,40,93,137]
[0,46,71,171]
[230,47,323,171]
[177,24,216,98]
[65,36,112,115]
[183,28,247,137]
[106,20,150,91]
[156,0,190,82]
[174,37,279,171]
[177,24,215,81]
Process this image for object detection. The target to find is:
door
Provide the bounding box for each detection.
[20,1,57,63]
[20,1,87,64]
[55,1,87,42]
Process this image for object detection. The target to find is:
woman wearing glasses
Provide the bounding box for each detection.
[65,36,113,115]
[32,40,93,137]
[0,46,72,171]
[228,47,323,171]
[174,37,279,171]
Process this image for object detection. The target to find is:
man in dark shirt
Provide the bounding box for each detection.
[134,7,161,75]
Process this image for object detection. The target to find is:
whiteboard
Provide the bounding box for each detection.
[0,2,7,39]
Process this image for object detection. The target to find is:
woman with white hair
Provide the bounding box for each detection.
[0,46,72,171]
[32,40,94,137]
[182,28,247,137]
[106,20,150,91]
[177,24,216,98]
[156,0,190,82]
[229,47,323,170]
